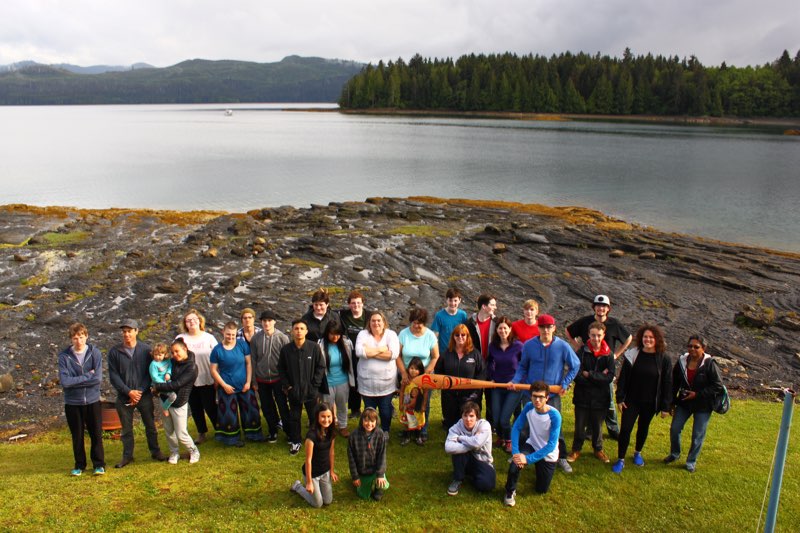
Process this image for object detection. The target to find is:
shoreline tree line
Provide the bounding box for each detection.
[338,49,800,117]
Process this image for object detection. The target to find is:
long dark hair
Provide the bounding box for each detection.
[322,320,350,374]
[311,402,334,440]
[491,315,516,346]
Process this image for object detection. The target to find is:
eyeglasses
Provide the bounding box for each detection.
[687,344,702,350]
[454,333,468,338]
[532,394,548,400]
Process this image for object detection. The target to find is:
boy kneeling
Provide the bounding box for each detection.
[504,381,561,506]
[445,401,496,496]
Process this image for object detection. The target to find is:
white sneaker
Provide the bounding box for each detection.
[290,480,303,493]
[168,453,179,465]
[504,490,516,507]
[558,458,573,474]
[189,447,200,464]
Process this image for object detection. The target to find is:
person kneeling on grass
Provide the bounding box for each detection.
[290,402,339,508]
[347,407,389,501]
[445,401,496,496]
[503,381,561,506]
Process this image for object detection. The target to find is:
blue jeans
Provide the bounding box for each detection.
[670,405,712,464]
[491,389,523,440]
[363,394,394,432]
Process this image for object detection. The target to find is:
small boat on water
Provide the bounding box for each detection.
[224,109,233,116]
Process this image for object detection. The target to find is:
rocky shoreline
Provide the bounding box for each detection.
[1,197,798,435]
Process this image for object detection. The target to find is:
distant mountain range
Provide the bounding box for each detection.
[0,56,364,104]
[0,61,155,74]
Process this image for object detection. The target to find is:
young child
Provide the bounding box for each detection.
[290,402,339,508]
[347,407,390,501]
[149,343,177,417]
[503,381,562,506]
[399,357,428,446]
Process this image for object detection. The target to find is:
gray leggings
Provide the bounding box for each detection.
[323,383,350,430]
[296,471,333,508]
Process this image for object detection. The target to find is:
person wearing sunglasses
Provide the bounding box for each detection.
[664,335,724,473]
[435,324,485,430]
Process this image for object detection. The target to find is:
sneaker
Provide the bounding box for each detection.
[371,489,384,501]
[663,454,678,464]
[383,430,390,441]
[400,436,410,446]
[612,458,625,473]
[686,462,696,473]
[168,453,179,465]
[266,433,278,444]
[503,490,516,507]
[93,467,105,476]
[289,442,301,455]
[290,480,302,493]
[633,451,645,467]
[447,479,462,496]
[558,458,573,473]
[415,436,425,446]
[567,451,580,463]
[189,447,200,464]
[277,420,284,430]
[70,469,82,477]
[594,450,611,463]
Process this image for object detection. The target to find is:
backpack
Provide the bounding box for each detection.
[712,385,730,414]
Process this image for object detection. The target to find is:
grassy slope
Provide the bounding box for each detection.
[0,394,797,532]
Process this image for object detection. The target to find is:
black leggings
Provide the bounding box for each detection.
[617,402,657,459]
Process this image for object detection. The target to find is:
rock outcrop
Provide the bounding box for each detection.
[1,198,798,430]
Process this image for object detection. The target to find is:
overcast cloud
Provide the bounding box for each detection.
[1,0,797,68]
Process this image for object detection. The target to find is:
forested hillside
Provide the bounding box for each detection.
[0,56,362,104]
[339,49,800,117]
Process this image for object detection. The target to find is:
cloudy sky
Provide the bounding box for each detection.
[2,0,797,68]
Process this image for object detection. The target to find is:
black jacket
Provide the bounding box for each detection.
[278,340,326,404]
[616,348,672,413]
[671,353,724,413]
[434,348,485,403]
[572,343,615,410]
[301,307,339,343]
[108,341,153,399]
[153,351,198,409]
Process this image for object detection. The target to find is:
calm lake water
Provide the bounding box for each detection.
[1,103,799,252]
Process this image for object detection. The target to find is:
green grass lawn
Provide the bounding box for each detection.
[1,394,797,532]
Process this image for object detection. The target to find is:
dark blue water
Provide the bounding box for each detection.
[1,104,798,252]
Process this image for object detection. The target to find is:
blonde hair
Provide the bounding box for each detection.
[180,308,206,333]
[523,299,539,311]
[240,307,256,320]
[152,342,170,358]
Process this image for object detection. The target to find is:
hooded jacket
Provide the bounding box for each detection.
[278,339,326,404]
[672,352,724,413]
[153,351,198,409]
[58,343,103,406]
[512,336,580,394]
[572,340,615,410]
[616,348,672,413]
[445,418,494,466]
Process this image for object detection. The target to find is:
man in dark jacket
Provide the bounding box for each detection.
[108,319,166,467]
[279,319,326,455]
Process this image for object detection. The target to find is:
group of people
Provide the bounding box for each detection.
[58,287,725,507]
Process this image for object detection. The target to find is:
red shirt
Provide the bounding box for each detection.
[512,320,540,343]
[477,316,492,359]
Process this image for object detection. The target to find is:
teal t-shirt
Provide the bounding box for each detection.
[430,308,468,354]
[398,327,438,368]
[326,343,348,387]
